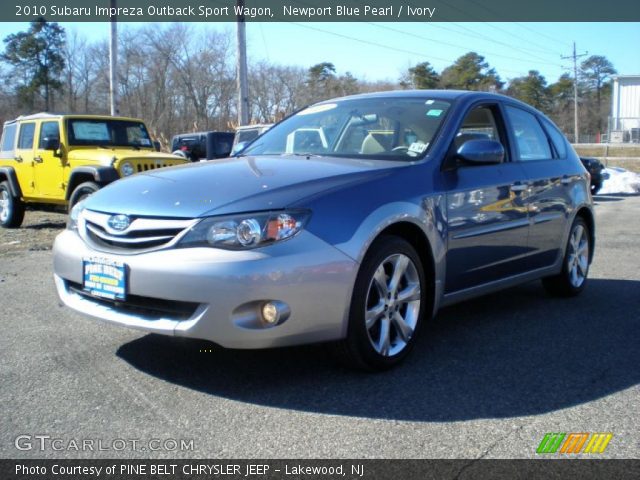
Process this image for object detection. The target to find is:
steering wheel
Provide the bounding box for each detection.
[391,146,409,153]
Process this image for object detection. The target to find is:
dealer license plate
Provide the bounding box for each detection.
[83,258,127,301]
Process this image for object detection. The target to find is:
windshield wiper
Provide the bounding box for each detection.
[285,152,322,159]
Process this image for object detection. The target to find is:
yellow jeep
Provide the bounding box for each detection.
[0,113,188,228]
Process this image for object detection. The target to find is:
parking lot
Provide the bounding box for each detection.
[1,194,639,459]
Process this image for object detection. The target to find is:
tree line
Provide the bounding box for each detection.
[0,20,617,147]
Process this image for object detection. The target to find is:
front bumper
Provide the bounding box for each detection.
[53,230,358,348]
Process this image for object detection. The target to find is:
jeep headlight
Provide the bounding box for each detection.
[178,210,310,250]
[67,200,86,231]
[120,162,135,177]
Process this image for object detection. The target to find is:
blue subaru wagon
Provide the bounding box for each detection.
[53,91,594,370]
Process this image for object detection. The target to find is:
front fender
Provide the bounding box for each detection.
[0,166,22,198]
[331,195,448,315]
[66,166,119,199]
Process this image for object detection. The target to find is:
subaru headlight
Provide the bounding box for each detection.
[178,210,311,250]
[120,162,135,177]
[67,200,86,231]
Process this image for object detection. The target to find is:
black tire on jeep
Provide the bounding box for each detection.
[0,181,25,228]
[69,181,100,210]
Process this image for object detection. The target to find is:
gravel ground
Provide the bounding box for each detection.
[0,210,67,256]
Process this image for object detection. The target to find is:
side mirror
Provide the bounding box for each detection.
[456,139,504,165]
[231,141,249,157]
[153,140,161,152]
[42,137,60,151]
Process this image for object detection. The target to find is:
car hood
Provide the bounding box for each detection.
[67,148,185,166]
[83,155,400,218]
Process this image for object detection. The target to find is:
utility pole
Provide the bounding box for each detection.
[236,0,249,126]
[561,42,587,143]
[109,0,119,116]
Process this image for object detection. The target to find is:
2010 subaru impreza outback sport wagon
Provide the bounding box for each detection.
[53,91,594,370]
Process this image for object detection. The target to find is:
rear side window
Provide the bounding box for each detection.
[540,117,568,159]
[1,123,17,152]
[17,123,36,150]
[38,121,60,149]
[504,106,551,161]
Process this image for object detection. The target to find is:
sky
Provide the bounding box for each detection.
[0,21,639,85]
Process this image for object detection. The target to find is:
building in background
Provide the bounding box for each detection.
[609,75,640,143]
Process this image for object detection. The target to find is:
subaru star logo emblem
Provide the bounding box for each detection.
[108,214,131,232]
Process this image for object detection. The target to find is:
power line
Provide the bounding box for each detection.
[366,22,564,69]
[411,0,561,59]
[289,23,536,77]
[461,0,569,55]
[514,22,573,48]
[447,22,560,61]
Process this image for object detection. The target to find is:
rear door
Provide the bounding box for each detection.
[444,103,531,293]
[503,105,573,269]
[14,122,37,197]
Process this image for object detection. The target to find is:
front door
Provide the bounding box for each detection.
[444,104,531,293]
[33,120,64,198]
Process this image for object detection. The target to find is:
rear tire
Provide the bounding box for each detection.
[591,181,602,195]
[0,181,25,228]
[68,181,100,210]
[542,217,591,297]
[332,235,427,371]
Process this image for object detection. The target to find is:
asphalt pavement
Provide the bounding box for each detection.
[1,194,639,459]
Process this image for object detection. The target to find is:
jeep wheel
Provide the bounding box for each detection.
[0,181,25,228]
[69,181,100,210]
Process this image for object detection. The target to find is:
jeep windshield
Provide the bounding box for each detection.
[240,97,452,161]
[66,119,153,148]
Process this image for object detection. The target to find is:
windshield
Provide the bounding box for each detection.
[66,119,152,148]
[242,97,451,161]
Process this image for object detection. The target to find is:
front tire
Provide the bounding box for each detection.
[542,217,591,297]
[68,181,100,210]
[332,236,427,371]
[0,181,25,228]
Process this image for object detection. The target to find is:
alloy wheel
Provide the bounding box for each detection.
[567,224,589,288]
[364,253,421,357]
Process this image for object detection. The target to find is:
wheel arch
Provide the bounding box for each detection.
[66,166,118,200]
[575,206,595,263]
[0,166,23,198]
[369,221,438,321]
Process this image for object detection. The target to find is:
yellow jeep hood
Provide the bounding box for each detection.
[67,148,186,166]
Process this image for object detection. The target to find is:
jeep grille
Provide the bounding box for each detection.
[135,162,177,172]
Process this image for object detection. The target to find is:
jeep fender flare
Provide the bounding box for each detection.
[66,166,119,200]
[0,166,23,198]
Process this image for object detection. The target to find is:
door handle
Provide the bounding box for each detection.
[561,175,571,185]
[511,182,529,192]
[14,156,23,163]
[33,156,43,163]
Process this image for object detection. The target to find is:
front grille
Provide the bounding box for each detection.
[68,281,199,321]
[136,162,176,172]
[81,210,196,253]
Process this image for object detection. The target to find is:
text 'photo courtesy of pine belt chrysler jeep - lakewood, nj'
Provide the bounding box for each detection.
[0,113,188,227]
[51,90,595,371]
